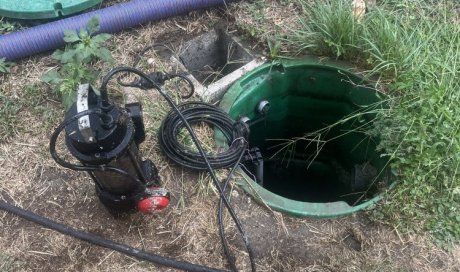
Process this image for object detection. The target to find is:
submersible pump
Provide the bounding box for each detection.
[49,83,169,214]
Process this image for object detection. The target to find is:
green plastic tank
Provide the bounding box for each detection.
[219,58,393,218]
[0,0,102,20]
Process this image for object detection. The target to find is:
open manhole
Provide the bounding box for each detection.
[218,59,393,218]
[179,27,254,85]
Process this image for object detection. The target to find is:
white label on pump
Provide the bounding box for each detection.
[77,84,95,143]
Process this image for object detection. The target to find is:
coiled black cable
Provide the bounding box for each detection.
[1,67,256,272]
[158,101,248,170]
[159,101,252,272]
[100,67,257,272]
[124,44,255,271]
[123,44,255,271]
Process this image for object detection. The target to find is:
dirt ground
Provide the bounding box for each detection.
[1,1,459,271]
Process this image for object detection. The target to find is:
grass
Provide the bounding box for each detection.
[0,18,17,74]
[0,1,459,270]
[283,0,460,246]
[0,254,18,271]
[0,17,19,34]
[0,91,21,141]
[232,0,301,57]
[0,83,61,142]
[0,58,14,73]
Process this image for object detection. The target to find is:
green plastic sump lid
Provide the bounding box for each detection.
[0,0,102,20]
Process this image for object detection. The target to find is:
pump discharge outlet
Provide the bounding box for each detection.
[50,84,169,214]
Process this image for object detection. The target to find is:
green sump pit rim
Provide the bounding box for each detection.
[218,58,394,218]
[0,0,102,20]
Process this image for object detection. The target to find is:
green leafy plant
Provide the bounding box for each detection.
[0,18,18,74]
[267,37,282,60]
[41,16,113,108]
[0,58,14,73]
[0,17,18,34]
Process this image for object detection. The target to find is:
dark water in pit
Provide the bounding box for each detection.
[243,143,375,206]
[262,159,358,205]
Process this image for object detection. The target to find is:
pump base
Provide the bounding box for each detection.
[94,159,162,213]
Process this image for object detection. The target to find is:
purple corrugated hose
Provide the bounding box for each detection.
[0,0,233,61]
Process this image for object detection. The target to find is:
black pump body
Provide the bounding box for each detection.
[63,84,167,213]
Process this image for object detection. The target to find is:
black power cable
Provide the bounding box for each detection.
[117,43,194,99]
[126,44,256,271]
[218,146,247,272]
[125,43,256,271]
[99,67,257,272]
[158,101,248,170]
[0,200,225,272]
[0,66,256,272]
[158,101,253,272]
[118,71,195,99]
[48,108,143,185]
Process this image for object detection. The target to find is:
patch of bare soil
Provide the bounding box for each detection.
[228,193,459,271]
[1,1,459,272]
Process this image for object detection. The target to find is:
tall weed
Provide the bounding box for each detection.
[290,0,460,245]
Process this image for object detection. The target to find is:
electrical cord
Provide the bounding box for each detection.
[48,108,143,186]
[126,43,255,270]
[124,44,255,271]
[118,71,194,99]
[99,67,257,272]
[0,199,225,272]
[131,43,185,68]
[49,109,140,182]
[217,144,247,272]
[117,43,194,99]
[158,101,248,170]
[159,101,253,271]
[1,66,255,272]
